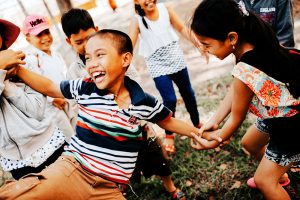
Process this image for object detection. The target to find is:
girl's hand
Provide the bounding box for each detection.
[52,98,66,110]
[199,119,219,136]
[190,129,222,150]
[0,50,26,70]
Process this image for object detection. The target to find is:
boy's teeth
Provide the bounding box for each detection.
[93,72,101,77]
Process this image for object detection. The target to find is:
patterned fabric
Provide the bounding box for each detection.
[0,127,65,171]
[136,3,179,57]
[232,62,300,119]
[145,41,186,78]
[265,148,300,166]
[60,76,172,184]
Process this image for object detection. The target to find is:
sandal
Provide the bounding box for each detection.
[170,188,186,200]
[247,176,290,189]
[163,134,176,154]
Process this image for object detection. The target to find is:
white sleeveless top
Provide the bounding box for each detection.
[136,3,179,58]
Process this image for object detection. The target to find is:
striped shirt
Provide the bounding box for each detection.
[60,76,171,184]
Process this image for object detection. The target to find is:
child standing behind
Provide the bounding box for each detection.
[23,15,75,140]
[129,0,201,154]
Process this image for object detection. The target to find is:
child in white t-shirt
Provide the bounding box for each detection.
[22,15,76,140]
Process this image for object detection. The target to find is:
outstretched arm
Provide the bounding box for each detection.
[16,66,64,98]
[128,16,140,48]
[166,3,209,62]
[199,83,234,135]
[192,78,253,150]
[165,3,190,41]
[157,117,199,138]
[157,117,222,143]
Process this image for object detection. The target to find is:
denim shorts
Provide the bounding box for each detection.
[255,118,269,134]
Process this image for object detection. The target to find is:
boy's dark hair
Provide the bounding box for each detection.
[61,8,95,38]
[191,0,300,98]
[88,29,133,55]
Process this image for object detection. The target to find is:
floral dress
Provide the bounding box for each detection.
[232,61,300,166]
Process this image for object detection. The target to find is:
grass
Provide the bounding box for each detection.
[126,75,300,200]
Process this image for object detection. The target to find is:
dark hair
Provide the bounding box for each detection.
[134,4,148,29]
[191,0,300,97]
[61,8,95,38]
[88,29,133,55]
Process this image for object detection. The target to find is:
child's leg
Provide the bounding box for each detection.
[254,156,292,200]
[171,68,200,127]
[0,155,124,200]
[153,75,177,152]
[161,176,176,192]
[241,123,269,160]
[153,75,177,122]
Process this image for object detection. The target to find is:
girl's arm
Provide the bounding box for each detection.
[16,66,64,98]
[165,3,209,62]
[200,83,233,135]
[128,17,140,48]
[165,3,190,41]
[192,78,253,149]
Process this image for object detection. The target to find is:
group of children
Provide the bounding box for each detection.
[0,0,299,199]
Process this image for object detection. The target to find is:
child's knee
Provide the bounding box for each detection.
[241,136,253,153]
[253,174,273,190]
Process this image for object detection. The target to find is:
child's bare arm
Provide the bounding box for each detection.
[199,83,233,135]
[0,50,26,70]
[16,66,64,98]
[157,117,198,138]
[216,78,253,141]
[128,17,140,48]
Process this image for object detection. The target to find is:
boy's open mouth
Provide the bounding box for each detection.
[92,71,105,82]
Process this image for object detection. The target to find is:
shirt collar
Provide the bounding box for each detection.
[124,76,147,105]
[28,45,52,57]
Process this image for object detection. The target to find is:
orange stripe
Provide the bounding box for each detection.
[79,106,132,127]
[79,107,132,129]
[289,49,300,55]
[81,153,132,175]
[158,112,173,123]
[76,121,132,141]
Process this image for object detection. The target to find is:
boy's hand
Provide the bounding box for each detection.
[52,98,66,110]
[0,50,26,70]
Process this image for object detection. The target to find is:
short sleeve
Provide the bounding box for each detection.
[60,78,82,100]
[143,93,172,123]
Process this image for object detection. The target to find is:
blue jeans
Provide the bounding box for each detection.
[153,68,200,135]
